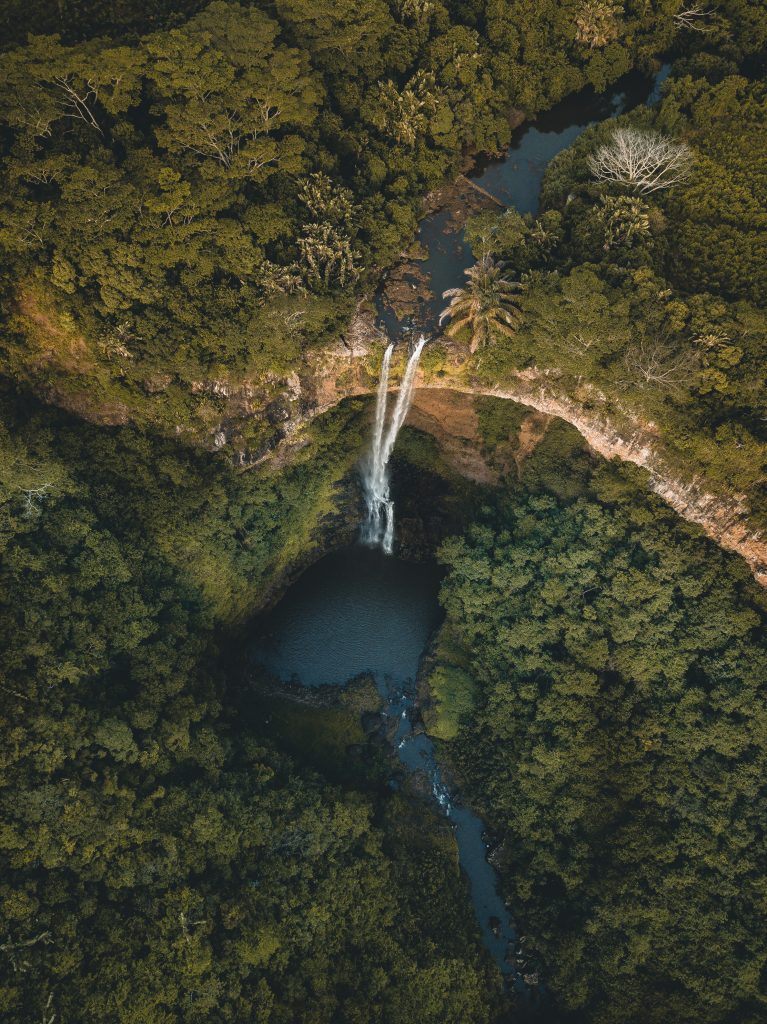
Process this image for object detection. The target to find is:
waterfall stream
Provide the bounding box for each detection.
[252,547,532,997]
[361,336,427,553]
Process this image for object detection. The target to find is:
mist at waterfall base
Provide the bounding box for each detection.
[361,336,427,554]
[250,547,529,992]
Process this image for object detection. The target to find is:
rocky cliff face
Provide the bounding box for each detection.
[251,316,767,587]
[445,378,767,587]
[14,287,767,586]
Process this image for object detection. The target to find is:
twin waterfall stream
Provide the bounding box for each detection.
[356,336,530,996]
[361,336,427,553]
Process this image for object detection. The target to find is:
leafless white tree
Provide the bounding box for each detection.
[673,5,715,31]
[620,336,699,392]
[40,991,56,1024]
[588,127,693,194]
[179,911,206,946]
[0,931,53,973]
[50,74,103,134]
[19,482,53,518]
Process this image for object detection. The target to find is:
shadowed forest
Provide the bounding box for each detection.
[1,2,766,1023]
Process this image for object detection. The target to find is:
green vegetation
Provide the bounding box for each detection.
[462,58,767,525]
[2,3,767,1023]
[440,255,525,353]
[433,421,767,1023]
[421,627,478,740]
[0,386,503,1024]
[0,0,691,445]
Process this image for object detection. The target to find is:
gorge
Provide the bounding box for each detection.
[252,544,533,997]
[246,60,767,587]
[247,57,764,1009]
[2,6,767,1024]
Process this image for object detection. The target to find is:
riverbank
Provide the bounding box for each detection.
[246,543,535,998]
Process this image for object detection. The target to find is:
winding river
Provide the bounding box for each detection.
[382,62,670,333]
[253,61,669,999]
[252,546,529,990]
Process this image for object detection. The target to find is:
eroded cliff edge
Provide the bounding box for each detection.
[253,308,767,587]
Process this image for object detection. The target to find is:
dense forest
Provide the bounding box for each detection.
[0,0,746,448]
[1,1,767,1023]
[433,415,767,1023]
[461,62,767,525]
[0,388,509,1023]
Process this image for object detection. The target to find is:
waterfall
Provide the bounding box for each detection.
[362,335,427,554]
[362,342,393,547]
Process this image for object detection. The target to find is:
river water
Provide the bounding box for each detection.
[251,546,530,992]
[382,62,670,333]
[254,61,670,1000]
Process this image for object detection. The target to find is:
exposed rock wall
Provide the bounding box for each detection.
[256,337,767,586]
[407,390,498,485]
[435,378,767,586]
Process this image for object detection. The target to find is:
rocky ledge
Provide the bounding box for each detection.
[250,314,767,588]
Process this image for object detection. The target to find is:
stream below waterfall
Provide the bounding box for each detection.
[252,59,672,1002]
[251,546,531,993]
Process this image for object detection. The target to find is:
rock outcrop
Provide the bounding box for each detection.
[254,336,767,587]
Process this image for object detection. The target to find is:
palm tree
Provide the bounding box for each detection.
[439,255,525,353]
[575,0,621,48]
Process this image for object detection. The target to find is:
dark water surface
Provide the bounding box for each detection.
[381,62,670,333]
[252,546,530,991]
[254,546,443,687]
[472,64,671,216]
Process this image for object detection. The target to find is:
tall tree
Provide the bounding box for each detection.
[439,255,525,353]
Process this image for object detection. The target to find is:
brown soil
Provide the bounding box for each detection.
[381,263,434,320]
[408,389,498,485]
[17,288,94,374]
[423,171,506,229]
[513,412,552,479]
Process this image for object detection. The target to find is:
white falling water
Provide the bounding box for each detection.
[362,335,427,554]
[363,341,393,546]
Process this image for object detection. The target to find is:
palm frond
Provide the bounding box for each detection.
[438,255,526,350]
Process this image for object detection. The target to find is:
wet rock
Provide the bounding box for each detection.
[488,839,510,870]
[382,714,400,745]
[406,768,435,802]
[361,711,385,735]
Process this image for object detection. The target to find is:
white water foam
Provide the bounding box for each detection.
[361,336,427,553]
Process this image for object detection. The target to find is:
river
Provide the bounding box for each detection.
[251,546,531,994]
[381,62,670,334]
[253,60,669,1003]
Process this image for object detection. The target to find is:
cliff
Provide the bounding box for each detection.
[252,312,767,587]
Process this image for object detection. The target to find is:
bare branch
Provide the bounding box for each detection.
[13,94,54,138]
[588,127,693,194]
[619,336,699,393]
[50,75,103,134]
[0,931,53,973]
[19,482,53,518]
[674,5,716,31]
[41,991,56,1024]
